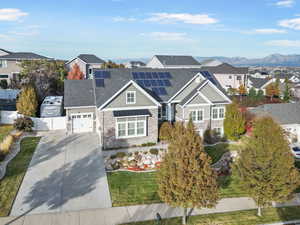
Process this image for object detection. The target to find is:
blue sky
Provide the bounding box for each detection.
[0,0,300,60]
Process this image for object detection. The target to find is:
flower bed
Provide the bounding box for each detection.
[105,148,165,172]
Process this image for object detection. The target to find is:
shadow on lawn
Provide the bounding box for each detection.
[275,206,300,223]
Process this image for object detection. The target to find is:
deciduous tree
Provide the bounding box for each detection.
[224,102,246,141]
[236,116,300,216]
[67,63,84,80]
[266,82,280,101]
[101,60,125,69]
[238,84,247,96]
[16,85,38,117]
[157,120,219,225]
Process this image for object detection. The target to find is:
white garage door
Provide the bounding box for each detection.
[71,113,94,133]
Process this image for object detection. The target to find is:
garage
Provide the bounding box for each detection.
[71,113,94,133]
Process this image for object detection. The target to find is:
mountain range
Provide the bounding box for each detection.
[114,54,300,67]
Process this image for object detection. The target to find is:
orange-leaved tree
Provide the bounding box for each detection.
[68,63,84,80]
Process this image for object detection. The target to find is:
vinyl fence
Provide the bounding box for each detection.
[0,111,66,131]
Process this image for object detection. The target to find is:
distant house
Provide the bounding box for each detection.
[66,54,106,79]
[146,55,202,69]
[247,77,273,95]
[250,103,300,142]
[200,59,223,67]
[274,73,300,83]
[0,48,51,86]
[201,63,248,91]
[125,61,146,68]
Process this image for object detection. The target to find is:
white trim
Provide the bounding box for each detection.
[65,57,87,65]
[211,106,225,120]
[126,91,136,104]
[99,80,161,110]
[185,103,211,107]
[102,106,158,111]
[115,116,147,139]
[189,109,204,123]
[260,79,274,89]
[168,74,201,103]
[181,81,211,107]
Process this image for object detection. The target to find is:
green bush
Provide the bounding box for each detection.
[159,122,173,141]
[141,142,156,147]
[13,117,34,132]
[116,152,126,158]
[149,148,159,155]
[110,154,117,159]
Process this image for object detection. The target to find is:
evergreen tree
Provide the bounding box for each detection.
[16,85,38,117]
[236,116,300,216]
[283,78,291,102]
[223,102,246,141]
[256,89,264,101]
[248,87,257,100]
[157,120,219,224]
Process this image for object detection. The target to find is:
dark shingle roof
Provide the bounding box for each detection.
[154,55,201,66]
[248,77,271,88]
[77,54,105,64]
[180,81,207,105]
[0,52,50,60]
[64,80,95,107]
[201,63,248,74]
[249,103,300,125]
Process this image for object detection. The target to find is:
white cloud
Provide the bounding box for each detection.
[265,40,300,47]
[146,13,218,25]
[113,16,136,22]
[251,28,287,34]
[0,8,28,21]
[275,0,295,7]
[279,17,300,30]
[141,32,188,41]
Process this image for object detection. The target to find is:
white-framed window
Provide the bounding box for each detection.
[159,104,168,120]
[0,60,7,68]
[189,110,204,122]
[212,107,225,120]
[213,127,223,136]
[116,116,147,138]
[126,91,136,104]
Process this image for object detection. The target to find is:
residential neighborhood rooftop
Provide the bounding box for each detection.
[153,55,201,66]
[0,51,51,60]
[201,63,248,74]
[77,54,106,64]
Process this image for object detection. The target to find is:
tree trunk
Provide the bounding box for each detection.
[182,208,187,225]
[257,206,262,217]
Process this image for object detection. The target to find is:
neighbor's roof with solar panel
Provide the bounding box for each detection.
[64,68,227,108]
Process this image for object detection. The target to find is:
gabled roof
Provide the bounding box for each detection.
[0,48,12,55]
[248,77,272,89]
[201,63,248,74]
[64,80,96,108]
[0,52,51,60]
[154,55,201,66]
[77,54,105,64]
[64,68,226,108]
[180,81,208,105]
[249,103,300,125]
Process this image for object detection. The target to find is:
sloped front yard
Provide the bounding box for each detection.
[0,137,41,216]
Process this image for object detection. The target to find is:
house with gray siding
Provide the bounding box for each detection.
[0,48,51,86]
[147,55,202,69]
[66,54,106,79]
[64,68,231,149]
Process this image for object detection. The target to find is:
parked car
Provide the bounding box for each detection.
[291,145,300,159]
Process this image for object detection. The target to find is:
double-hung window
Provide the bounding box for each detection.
[116,116,146,138]
[0,60,7,68]
[190,110,203,122]
[212,107,225,120]
[126,91,136,104]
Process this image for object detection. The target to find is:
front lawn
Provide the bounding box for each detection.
[121,206,300,225]
[0,137,41,216]
[0,125,13,143]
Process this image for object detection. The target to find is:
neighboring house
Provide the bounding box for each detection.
[0,48,51,85]
[200,59,223,67]
[66,54,106,79]
[250,103,300,142]
[201,63,248,91]
[64,69,231,149]
[247,77,273,95]
[274,73,300,83]
[146,55,202,69]
[125,61,146,68]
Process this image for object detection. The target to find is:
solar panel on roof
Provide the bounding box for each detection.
[163,80,171,86]
[150,80,158,86]
[145,72,152,79]
[164,72,172,79]
[139,72,145,79]
[94,71,110,79]
[158,72,165,79]
[136,80,144,86]
[95,79,104,87]
[158,87,167,95]
[152,72,159,79]
[157,80,164,86]
[144,80,151,87]
[132,72,139,79]
[200,71,217,85]
[152,87,159,95]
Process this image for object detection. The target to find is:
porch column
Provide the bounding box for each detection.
[167,103,172,122]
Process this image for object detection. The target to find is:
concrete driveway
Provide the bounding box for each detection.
[10,131,112,216]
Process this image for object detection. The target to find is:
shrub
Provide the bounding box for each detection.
[14,117,34,132]
[116,152,126,158]
[110,154,117,159]
[150,148,159,155]
[141,142,156,147]
[159,122,173,141]
[203,129,213,144]
[0,135,14,156]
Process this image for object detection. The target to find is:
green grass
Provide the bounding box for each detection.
[0,125,13,143]
[0,137,41,216]
[121,206,300,225]
[107,171,160,206]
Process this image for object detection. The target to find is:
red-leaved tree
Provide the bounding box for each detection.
[68,63,84,80]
